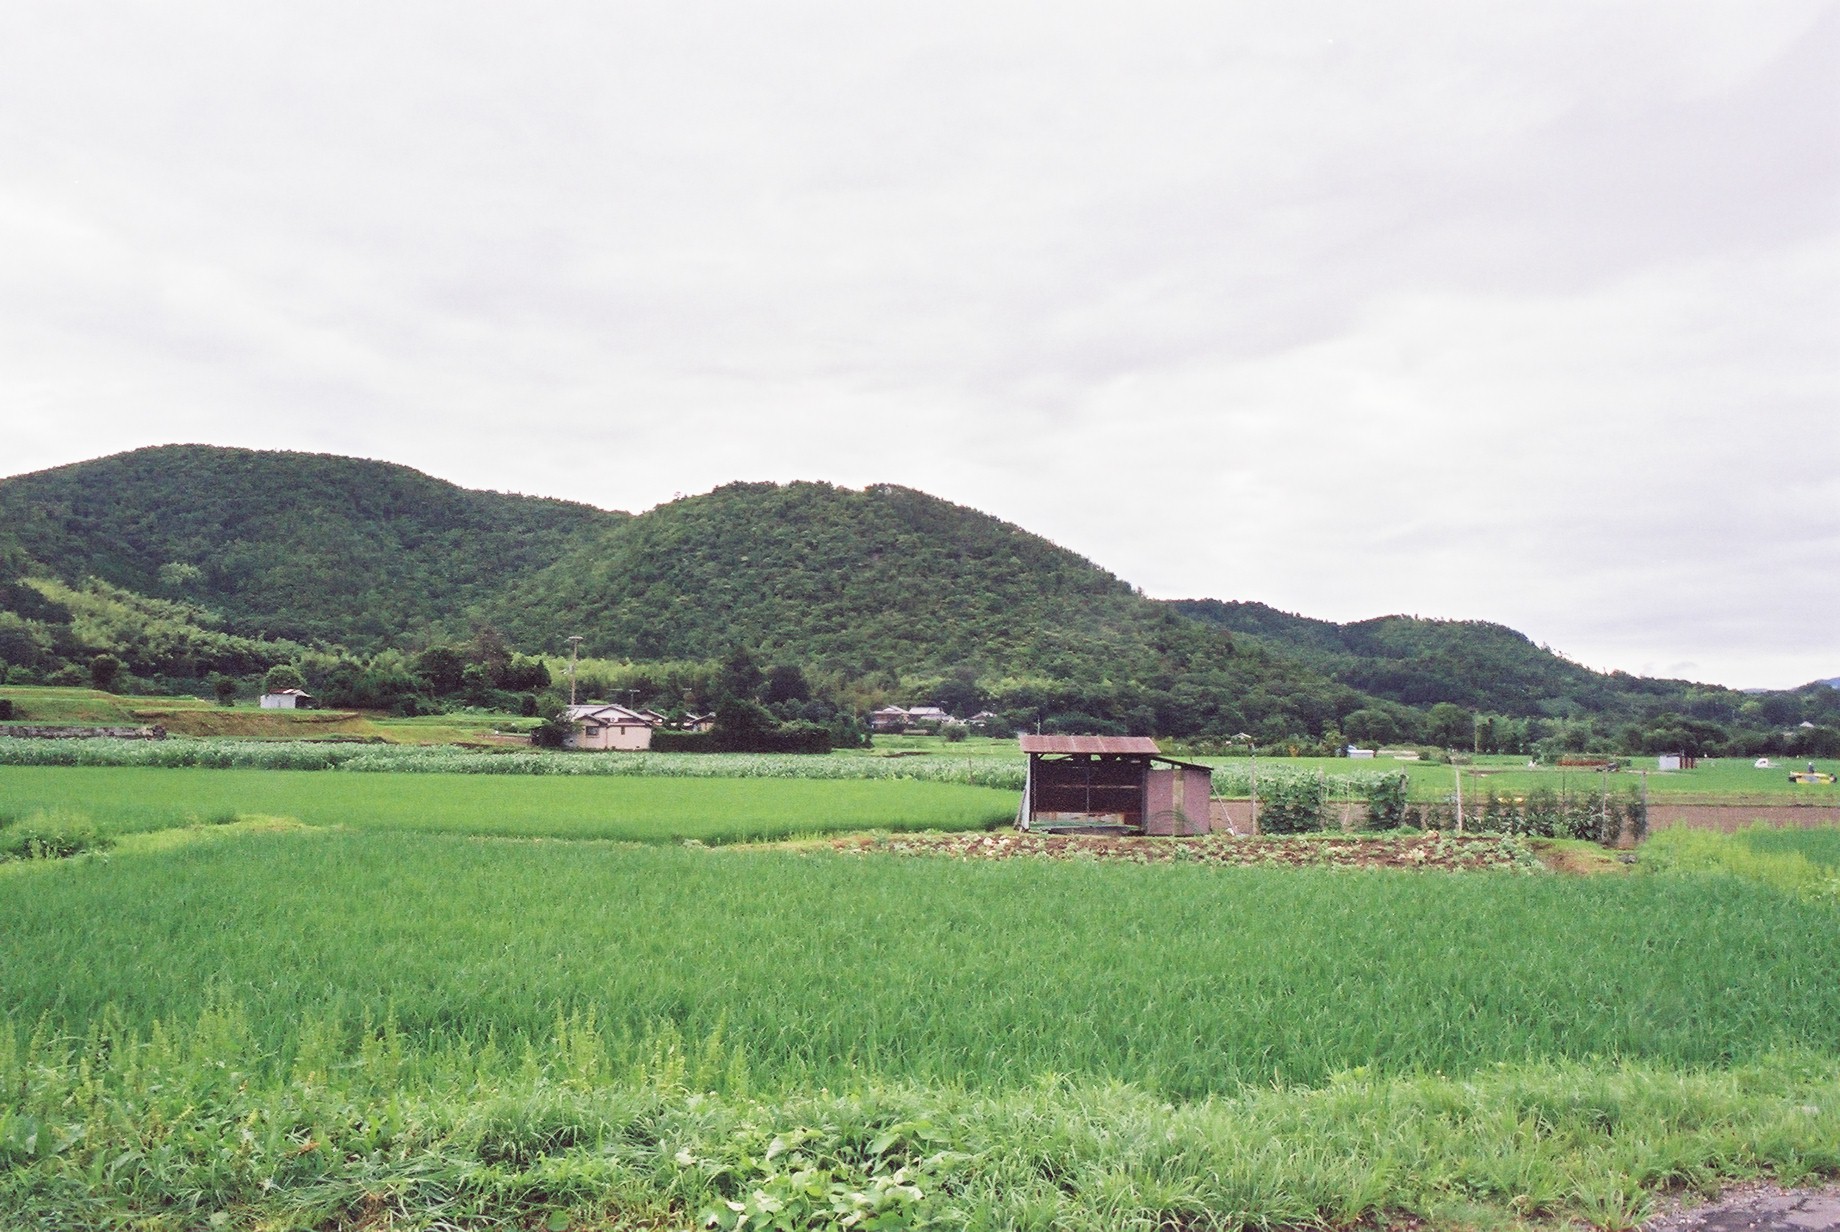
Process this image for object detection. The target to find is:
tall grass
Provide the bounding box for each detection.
[1645,824,1840,902]
[0,766,1018,842]
[6,831,1838,1097]
[6,1010,1839,1231]
[7,1007,1832,1228]
[1734,823,1840,868]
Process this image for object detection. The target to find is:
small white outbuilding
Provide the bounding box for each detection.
[259,688,314,710]
[562,703,655,751]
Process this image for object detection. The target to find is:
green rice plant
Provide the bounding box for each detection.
[6,830,1840,1097]
[0,765,1018,843]
[8,825,1840,1227]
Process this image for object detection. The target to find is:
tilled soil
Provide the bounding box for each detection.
[830,830,1545,871]
[1650,804,1840,832]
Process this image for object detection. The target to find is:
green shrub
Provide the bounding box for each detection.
[1522,785,1561,837]
[1360,772,1409,829]
[652,730,716,753]
[1260,773,1327,833]
[0,808,110,861]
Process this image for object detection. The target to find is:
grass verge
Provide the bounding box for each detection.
[3,1008,1837,1231]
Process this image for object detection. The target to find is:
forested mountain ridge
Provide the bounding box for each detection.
[0,445,610,649]
[2,445,1835,751]
[1167,599,1703,715]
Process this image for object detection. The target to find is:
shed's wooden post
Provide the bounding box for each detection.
[1454,763,1464,834]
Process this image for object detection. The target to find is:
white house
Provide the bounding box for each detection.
[904,706,951,728]
[870,705,909,732]
[562,703,655,751]
[259,688,314,710]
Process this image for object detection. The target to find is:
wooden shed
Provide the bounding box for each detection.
[1017,735,1214,836]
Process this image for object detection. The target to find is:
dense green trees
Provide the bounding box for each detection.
[263,664,306,693]
[88,653,122,691]
[2,446,1833,750]
[0,445,606,650]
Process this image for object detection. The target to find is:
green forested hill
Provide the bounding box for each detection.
[486,481,1330,735]
[0,445,611,648]
[3,445,1832,751]
[496,481,1216,678]
[1167,599,1695,714]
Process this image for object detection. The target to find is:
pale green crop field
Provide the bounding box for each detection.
[1193,754,1840,802]
[0,765,1018,843]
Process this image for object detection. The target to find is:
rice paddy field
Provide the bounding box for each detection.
[0,685,539,745]
[4,765,1840,1230]
[0,765,1018,842]
[1191,754,1840,804]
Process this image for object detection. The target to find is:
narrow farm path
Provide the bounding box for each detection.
[1645,1183,1840,1232]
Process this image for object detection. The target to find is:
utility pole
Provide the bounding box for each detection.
[566,636,583,707]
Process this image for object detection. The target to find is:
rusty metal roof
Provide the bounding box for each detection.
[1018,735,1161,755]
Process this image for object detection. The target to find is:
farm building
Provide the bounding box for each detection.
[563,703,654,751]
[1017,735,1213,836]
[871,705,953,732]
[259,688,314,710]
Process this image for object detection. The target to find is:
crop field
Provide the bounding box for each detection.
[0,685,538,745]
[5,770,1840,1229]
[1194,754,1840,804]
[20,828,1840,1093]
[0,765,1017,842]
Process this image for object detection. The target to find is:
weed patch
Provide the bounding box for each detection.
[0,809,110,862]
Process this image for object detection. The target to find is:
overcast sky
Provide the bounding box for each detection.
[2,4,1835,689]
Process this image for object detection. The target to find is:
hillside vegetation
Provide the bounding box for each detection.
[0,444,608,649]
[3,445,1836,752]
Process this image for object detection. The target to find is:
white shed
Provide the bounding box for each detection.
[259,688,314,710]
[562,703,655,751]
